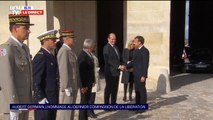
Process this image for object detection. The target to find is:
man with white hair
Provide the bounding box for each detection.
[78,38,95,120]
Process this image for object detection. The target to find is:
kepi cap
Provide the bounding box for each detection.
[37,29,59,41]
[9,14,34,26]
[60,29,75,38]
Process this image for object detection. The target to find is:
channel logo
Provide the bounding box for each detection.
[9,6,44,15]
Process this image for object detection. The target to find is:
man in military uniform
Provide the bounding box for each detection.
[0,14,34,120]
[32,30,59,120]
[57,30,79,120]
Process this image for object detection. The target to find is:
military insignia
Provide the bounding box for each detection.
[0,48,7,56]
[37,52,43,55]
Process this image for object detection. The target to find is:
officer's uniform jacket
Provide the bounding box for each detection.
[32,48,59,104]
[57,44,79,92]
[56,44,79,120]
[0,37,32,113]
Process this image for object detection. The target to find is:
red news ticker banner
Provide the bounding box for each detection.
[21,10,44,15]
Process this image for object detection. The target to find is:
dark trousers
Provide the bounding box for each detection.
[35,110,57,120]
[88,92,96,112]
[104,76,119,104]
[134,78,147,104]
[78,86,92,120]
[123,82,133,97]
[34,91,59,120]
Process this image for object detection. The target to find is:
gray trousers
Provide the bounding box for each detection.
[3,111,29,120]
[57,90,78,120]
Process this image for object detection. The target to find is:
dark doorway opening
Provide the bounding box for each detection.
[170,1,186,72]
[189,1,213,51]
[97,1,124,73]
[170,1,213,73]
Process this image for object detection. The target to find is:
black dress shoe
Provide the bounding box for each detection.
[129,109,136,111]
[104,109,112,112]
[129,96,133,101]
[135,110,146,114]
[87,111,97,118]
[88,114,97,118]
[123,96,127,102]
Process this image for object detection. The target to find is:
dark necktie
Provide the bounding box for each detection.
[113,46,120,59]
[89,52,94,62]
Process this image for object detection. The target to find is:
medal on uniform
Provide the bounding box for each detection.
[0,48,7,56]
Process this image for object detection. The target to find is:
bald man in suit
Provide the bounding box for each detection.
[103,33,125,106]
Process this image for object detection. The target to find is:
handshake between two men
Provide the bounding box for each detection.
[119,65,126,71]
[119,60,133,72]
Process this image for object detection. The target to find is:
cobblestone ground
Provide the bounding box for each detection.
[1,73,213,120]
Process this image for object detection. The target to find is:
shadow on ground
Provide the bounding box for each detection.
[170,73,213,91]
[95,93,188,120]
[93,72,213,120]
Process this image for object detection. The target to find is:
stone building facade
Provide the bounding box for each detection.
[0,1,171,93]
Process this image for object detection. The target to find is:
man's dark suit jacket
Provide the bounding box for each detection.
[32,48,59,104]
[128,46,149,79]
[103,43,121,77]
[77,50,95,88]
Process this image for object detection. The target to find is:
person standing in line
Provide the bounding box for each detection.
[32,30,59,120]
[57,30,79,120]
[54,36,63,56]
[127,35,149,114]
[87,43,101,118]
[0,14,34,120]
[121,40,135,102]
[103,33,125,107]
[78,38,96,120]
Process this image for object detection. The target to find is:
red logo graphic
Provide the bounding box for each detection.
[21,10,44,15]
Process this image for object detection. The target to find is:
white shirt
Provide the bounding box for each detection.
[108,43,121,69]
[42,47,51,54]
[109,43,119,57]
[63,43,71,50]
[11,35,23,47]
[138,45,143,50]
[83,49,92,58]
[108,43,114,47]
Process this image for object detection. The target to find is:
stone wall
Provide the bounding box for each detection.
[0,1,97,57]
[0,1,171,92]
[52,1,97,55]
[0,1,48,57]
[125,1,171,92]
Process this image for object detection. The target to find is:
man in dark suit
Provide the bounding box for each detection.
[54,37,63,56]
[78,38,95,120]
[127,35,149,114]
[32,30,59,120]
[103,33,125,106]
